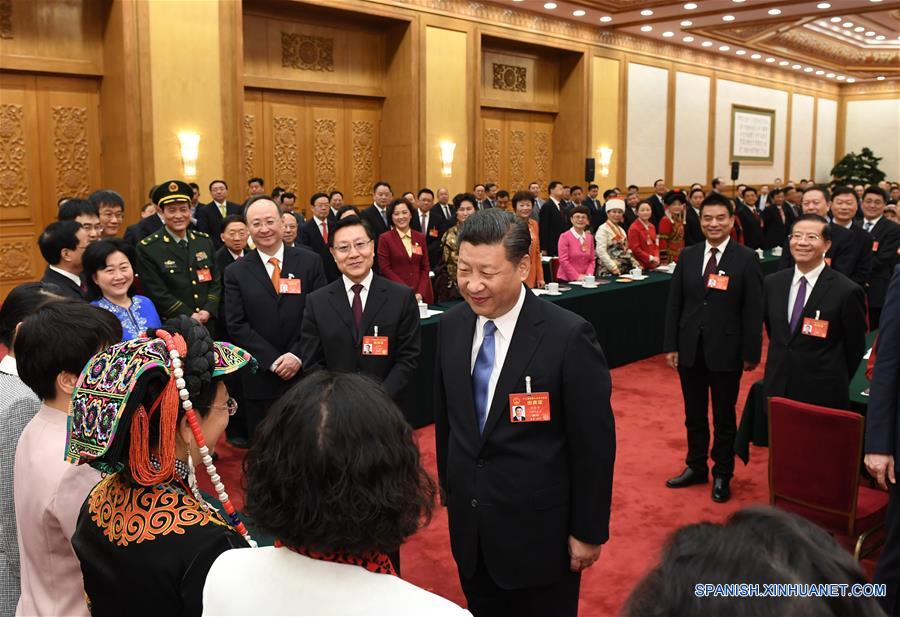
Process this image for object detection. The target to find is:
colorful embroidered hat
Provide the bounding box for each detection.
[66,327,255,474]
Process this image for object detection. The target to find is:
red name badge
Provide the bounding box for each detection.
[707,273,730,290]
[872,241,879,252]
[362,336,389,356]
[196,267,212,283]
[412,244,423,256]
[429,227,439,238]
[801,317,829,338]
[825,257,832,266]
[508,392,551,423]
[278,278,301,294]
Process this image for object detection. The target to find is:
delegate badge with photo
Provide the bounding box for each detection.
[508,392,551,423]
[196,267,213,283]
[707,271,730,291]
[278,277,302,294]
[801,311,829,338]
[362,326,389,356]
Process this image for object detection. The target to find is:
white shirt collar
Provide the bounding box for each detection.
[704,237,730,256]
[228,249,244,260]
[476,284,527,343]
[48,265,82,286]
[837,220,853,229]
[0,354,17,376]
[793,260,826,288]
[314,216,328,226]
[257,242,285,266]
[214,200,226,207]
[343,269,374,294]
[865,215,882,228]
[570,228,586,241]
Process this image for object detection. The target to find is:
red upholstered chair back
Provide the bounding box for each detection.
[768,397,863,530]
[550,257,560,282]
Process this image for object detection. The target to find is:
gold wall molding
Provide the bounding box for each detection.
[281,33,335,72]
[314,117,338,193]
[492,63,527,92]
[52,105,89,199]
[769,29,898,67]
[483,126,501,182]
[243,114,256,180]
[509,128,526,187]
[534,130,550,187]
[352,120,376,198]
[272,115,298,192]
[0,104,26,209]
[841,81,900,97]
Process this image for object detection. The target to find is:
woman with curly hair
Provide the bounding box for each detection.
[66,315,255,617]
[202,371,470,616]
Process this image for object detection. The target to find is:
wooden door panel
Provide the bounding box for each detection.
[347,104,380,205]
[243,91,263,189]
[479,109,553,192]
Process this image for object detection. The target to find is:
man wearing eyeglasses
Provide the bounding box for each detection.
[58,199,104,243]
[223,196,327,441]
[762,214,867,411]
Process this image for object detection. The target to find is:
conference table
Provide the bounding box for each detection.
[404,250,782,428]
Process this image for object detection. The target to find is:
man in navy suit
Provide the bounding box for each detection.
[224,197,327,439]
[361,181,393,267]
[38,221,88,300]
[299,192,340,282]
[195,180,242,250]
[865,265,900,615]
[410,187,447,277]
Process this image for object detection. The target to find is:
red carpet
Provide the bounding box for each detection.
[203,349,873,616]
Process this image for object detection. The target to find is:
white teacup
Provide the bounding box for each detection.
[630,268,643,278]
[772,246,783,256]
[547,282,560,294]
[583,275,596,287]
[756,248,764,259]
[418,302,429,318]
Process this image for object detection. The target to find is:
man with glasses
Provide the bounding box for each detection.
[762,214,867,410]
[861,186,900,328]
[89,190,125,238]
[223,196,326,440]
[38,221,89,300]
[58,199,103,243]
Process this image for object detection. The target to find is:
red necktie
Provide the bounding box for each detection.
[351,284,363,332]
[703,247,718,281]
[321,222,328,244]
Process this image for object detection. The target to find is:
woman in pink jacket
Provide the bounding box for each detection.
[556,206,596,282]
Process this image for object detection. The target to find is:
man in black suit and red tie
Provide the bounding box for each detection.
[223,197,327,439]
[664,192,763,503]
[195,180,242,250]
[861,186,900,329]
[761,214,867,411]
[299,192,340,282]
[410,187,446,276]
[434,209,615,617]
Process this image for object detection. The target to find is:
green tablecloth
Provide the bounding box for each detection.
[734,330,876,463]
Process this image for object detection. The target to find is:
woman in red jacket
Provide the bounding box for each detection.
[377,198,434,304]
[627,200,660,271]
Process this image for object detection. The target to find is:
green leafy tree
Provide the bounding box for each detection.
[830,147,886,186]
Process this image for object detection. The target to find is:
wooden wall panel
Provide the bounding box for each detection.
[0,74,101,298]
[481,49,559,112]
[479,109,553,192]
[246,90,382,213]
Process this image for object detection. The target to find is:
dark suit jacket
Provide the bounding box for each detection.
[434,288,615,589]
[865,265,900,458]
[195,201,242,250]
[664,240,764,370]
[867,218,900,309]
[683,207,703,247]
[649,194,666,229]
[583,197,603,233]
[736,203,764,250]
[124,215,164,246]
[223,245,327,400]
[411,209,447,273]
[300,274,421,401]
[763,266,867,410]
[538,199,569,257]
[377,229,433,304]
[761,204,795,250]
[298,218,340,282]
[40,266,85,300]
[361,205,390,272]
[214,246,243,339]
[778,222,870,287]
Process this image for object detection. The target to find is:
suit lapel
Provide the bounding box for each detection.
[451,309,480,445]
[359,275,389,342]
[326,280,357,337]
[773,270,793,341]
[247,250,278,299]
[479,291,545,444]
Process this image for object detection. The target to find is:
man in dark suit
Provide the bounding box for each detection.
[762,214,867,411]
[736,186,764,250]
[435,187,455,223]
[37,221,88,300]
[538,180,569,257]
[360,181,393,269]
[410,187,446,276]
[649,179,667,229]
[224,197,327,439]
[473,184,492,210]
[865,265,900,614]
[683,188,705,246]
[583,183,603,232]
[761,188,794,250]
[434,209,615,617]
[299,192,340,282]
[664,192,763,503]
[195,180,242,251]
[861,186,900,328]
[778,186,870,287]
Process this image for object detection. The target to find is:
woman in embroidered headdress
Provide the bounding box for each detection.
[66,315,255,617]
[202,371,469,616]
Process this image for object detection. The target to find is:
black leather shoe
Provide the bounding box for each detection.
[712,476,731,503]
[666,467,708,488]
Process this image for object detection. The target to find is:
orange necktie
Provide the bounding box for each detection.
[268,257,281,293]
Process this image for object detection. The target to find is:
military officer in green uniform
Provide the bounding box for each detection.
[137,180,221,331]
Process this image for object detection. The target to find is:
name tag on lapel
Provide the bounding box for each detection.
[278,278,301,294]
[429,228,439,238]
[508,392,551,422]
[801,317,829,338]
[707,273,730,290]
[362,336,389,356]
[196,268,212,283]
[412,244,423,256]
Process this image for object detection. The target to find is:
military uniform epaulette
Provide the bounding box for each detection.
[140,228,166,246]
[189,230,210,239]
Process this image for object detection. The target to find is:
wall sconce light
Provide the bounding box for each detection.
[439,141,456,178]
[178,131,201,179]
[597,147,614,178]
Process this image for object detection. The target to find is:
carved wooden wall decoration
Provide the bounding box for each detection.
[508,129,526,190]
[483,127,501,183]
[0,104,26,209]
[52,106,89,199]
[272,115,298,192]
[492,63,527,93]
[534,131,550,188]
[0,0,12,39]
[352,120,375,198]
[314,117,337,193]
[281,33,335,72]
[243,114,256,181]
[0,239,32,281]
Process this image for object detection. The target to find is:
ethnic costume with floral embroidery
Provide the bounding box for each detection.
[66,331,256,617]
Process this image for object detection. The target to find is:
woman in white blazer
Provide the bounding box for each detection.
[203,371,471,617]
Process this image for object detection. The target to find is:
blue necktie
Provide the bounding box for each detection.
[472,321,497,434]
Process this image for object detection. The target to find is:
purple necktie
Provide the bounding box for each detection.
[789,276,807,333]
[703,247,718,281]
[351,284,363,332]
